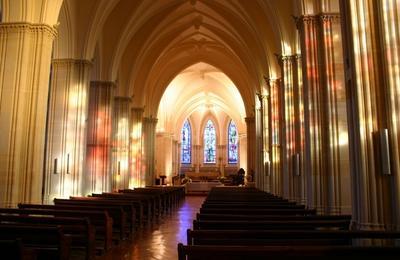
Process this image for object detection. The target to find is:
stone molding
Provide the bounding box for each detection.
[52,59,92,66]
[114,96,132,102]
[90,80,116,88]
[0,22,57,38]
[143,117,158,124]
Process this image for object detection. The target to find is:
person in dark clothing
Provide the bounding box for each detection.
[235,168,245,185]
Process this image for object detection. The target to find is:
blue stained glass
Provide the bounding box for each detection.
[204,120,216,163]
[228,120,238,164]
[181,120,191,163]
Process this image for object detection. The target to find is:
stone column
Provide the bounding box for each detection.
[85,81,115,194]
[221,144,226,177]
[278,55,297,200]
[297,13,351,214]
[239,133,247,172]
[245,117,256,177]
[177,142,182,174]
[258,93,270,192]
[194,144,201,172]
[172,139,179,176]
[341,0,399,229]
[0,23,57,206]
[142,117,158,186]
[267,79,282,196]
[130,107,143,188]
[44,59,91,203]
[319,14,351,214]
[217,145,226,176]
[255,98,264,190]
[297,15,325,212]
[293,55,308,205]
[112,97,131,191]
[155,132,174,183]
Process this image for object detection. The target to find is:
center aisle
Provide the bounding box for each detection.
[101,195,205,260]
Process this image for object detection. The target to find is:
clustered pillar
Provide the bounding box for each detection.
[142,117,158,186]
[341,0,400,229]
[44,59,91,202]
[0,23,57,206]
[112,97,131,191]
[85,81,115,194]
[295,13,351,215]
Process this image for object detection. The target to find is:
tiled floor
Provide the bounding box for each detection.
[101,195,205,260]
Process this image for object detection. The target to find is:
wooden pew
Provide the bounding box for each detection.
[193,219,350,231]
[7,206,113,251]
[183,187,400,259]
[203,200,295,205]
[177,243,400,259]
[91,193,155,222]
[187,229,400,246]
[201,203,305,209]
[199,207,317,216]
[0,239,36,260]
[18,203,128,241]
[120,187,184,215]
[55,197,138,231]
[204,197,290,203]
[196,213,352,222]
[0,213,95,259]
[120,188,168,215]
[0,225,71,260]
[128,188,167,215]
[121,184,186,214]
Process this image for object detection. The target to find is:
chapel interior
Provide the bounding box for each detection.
[1,0,400,259]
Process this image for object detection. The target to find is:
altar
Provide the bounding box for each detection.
[186,181,222,195]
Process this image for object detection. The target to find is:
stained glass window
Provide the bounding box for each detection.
[228,120,238,164]
[181,120,191,164]
[204,119,216,163]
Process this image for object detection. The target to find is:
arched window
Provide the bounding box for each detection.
[228,120,238,164]
[181,120,191,164]
[204,119,216,163]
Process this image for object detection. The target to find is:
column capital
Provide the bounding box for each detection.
[52,59,93,67]
[0,22,58,38]
[131,107,144,113]
[293,15,318,29]
[319,13,340,23]
[156,132,174,139]
[256,93,268,101]
[274,54,298,66]
[90,80,116,88]
[263,77,281,88]
[143,117,158,124]
[114,96,132,102]
[245,117,255,123]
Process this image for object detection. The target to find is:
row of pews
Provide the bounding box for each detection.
[0,186,185,260]
[178,186,400,259]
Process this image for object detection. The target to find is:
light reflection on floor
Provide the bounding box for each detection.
[100,196,205,260]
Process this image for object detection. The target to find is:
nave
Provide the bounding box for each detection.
[101,196,204,260]
[2,1,400,258]
[2,185,400,259]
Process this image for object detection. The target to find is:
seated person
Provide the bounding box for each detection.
[233,168,245,185]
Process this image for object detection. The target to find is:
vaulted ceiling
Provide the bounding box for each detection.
[52,0,303,118]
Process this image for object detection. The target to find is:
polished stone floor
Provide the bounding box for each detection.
[100,195,205,260]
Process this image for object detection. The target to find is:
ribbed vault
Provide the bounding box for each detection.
[53,0,302,117]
